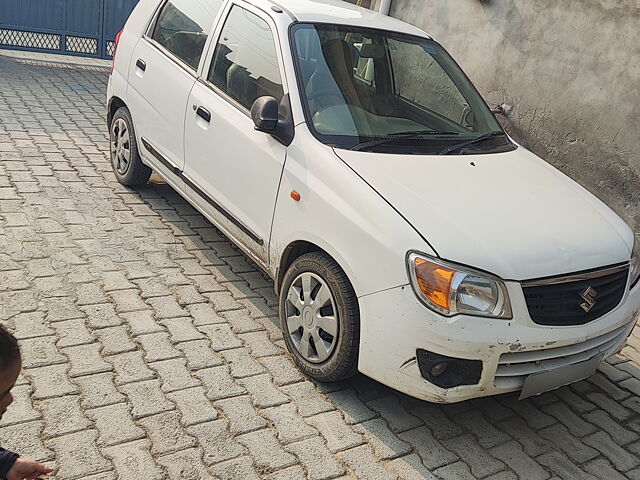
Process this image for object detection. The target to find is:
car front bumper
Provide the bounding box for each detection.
[357,279,640,403]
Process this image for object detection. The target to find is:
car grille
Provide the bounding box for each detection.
[522,265,629,326]
[494,320,633,390]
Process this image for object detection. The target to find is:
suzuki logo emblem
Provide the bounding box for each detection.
[579,287,598,313]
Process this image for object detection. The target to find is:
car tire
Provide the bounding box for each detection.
[279,252,360,382]
[109,106,152,186]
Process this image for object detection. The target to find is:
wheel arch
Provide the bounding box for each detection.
[107,96,127,127]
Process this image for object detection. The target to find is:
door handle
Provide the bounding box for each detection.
[195,106,211,123]
[136,59,146,71]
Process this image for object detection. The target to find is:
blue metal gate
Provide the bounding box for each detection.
[0,0,140,59]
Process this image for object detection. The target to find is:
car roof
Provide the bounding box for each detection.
[254,0,430,38]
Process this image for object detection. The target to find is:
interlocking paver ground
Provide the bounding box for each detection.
[1,50,640,479]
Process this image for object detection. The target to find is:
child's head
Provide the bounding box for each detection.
[0,325,21,420]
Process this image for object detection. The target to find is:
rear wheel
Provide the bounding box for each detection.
[280,252,360,382]
[110,106,151,186]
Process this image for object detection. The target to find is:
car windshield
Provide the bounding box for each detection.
[291,23,515,154]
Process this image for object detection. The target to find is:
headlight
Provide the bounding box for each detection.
[408,253,512,319]
[631,237,640,288]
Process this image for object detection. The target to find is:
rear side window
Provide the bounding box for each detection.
[208,6,284,111]
[151,0,223,70]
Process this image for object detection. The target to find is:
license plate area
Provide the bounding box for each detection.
[519,354,603,400]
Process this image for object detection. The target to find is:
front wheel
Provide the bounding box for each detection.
[279,252,360,382]
[110,106,151,186]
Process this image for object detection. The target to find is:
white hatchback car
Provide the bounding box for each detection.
[108,0,640,402]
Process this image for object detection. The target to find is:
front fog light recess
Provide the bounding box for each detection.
[408,253,512,318]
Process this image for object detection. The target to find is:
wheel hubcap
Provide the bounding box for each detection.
[285,272,338,363]
[111,118,131,175]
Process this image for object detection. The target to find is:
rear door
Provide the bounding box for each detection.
[183,3,289,264]
[126,0,224,176]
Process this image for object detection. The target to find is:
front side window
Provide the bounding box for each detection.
[291,23,514,155]
[208,6,284,111]
[151,0,223,70]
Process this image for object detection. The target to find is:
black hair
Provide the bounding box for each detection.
[0,324,21,371]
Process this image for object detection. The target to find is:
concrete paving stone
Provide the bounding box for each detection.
[108,288,148,313]
[76,284,109,306]
[12,311,54,339]
[0,384,40,427]
[286,436,346,480]
[433,461,476,480]
[101,270,134,292]
[210,455,261,480]
[167,386,218,426]
[149,357,200,393]
[136,331,181,362]
[470,396,515,423]
[586,392,633,420]
[196,365,246,400]
[444,434,505,478]
[239,330,283,357]
[588,372,632,401]
[176,258,210,276]
[554,386,596,413]
[19,336,66,368]
[0,270,30,291]
[188,419,246,465]
[198,323,243,351]
[497,416,554,457]
[221,347,266,378]
[204,291,244,312]
[47,429,110,479]
[337,444,395,480]
[266,465,306,480]
[325,389,377,426]
[62,342,113,377]
[619,377,640,396]
[400,425,460,469]
[542,402,598,437]
[133,276,172,299]
[0,420,54,463]
[188,274,227,294]
[161,316,205,343]
[237,428,297,472]
[385,453,439,480]
[177,339,225,370]
[352,418,411,460]
[261,402,318,444]
[138,411,197,455]
[157,448,215,480]
[38,395,92,438]
[27,364,79,400]
[499,396,557,430]
[104,439,165,480]
[259,355,305,386]
[306,411,363,453]
[583,430,640,471]
[215,395,267,434]
[119,309,163,336]
[220,309,264,333]
[120,379,174,419]
[94,325,137,355]
[241,374,291,409]
[52,318,94,347]
[80,303,122,328]
[238,297,277,319]
[108,351,155,385]
[254,316,284,341]
[452,408,510,448]
[597,362,632,382]
[538,451,598,480]
[538,423,599,463]
[583,458,628,480]
[186,302,226,326]
[366,395,423,433]
[623,396,640,415]
[491,440,550,480]
[147,295,189,319]
[583,409,638,444]
[86,403,145,446]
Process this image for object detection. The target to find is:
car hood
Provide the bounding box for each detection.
[334,147,633,281]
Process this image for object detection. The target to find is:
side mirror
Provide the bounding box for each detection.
[251,96,279,132]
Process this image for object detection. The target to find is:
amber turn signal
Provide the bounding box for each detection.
[290,191,301,201]
[414,258,456,311]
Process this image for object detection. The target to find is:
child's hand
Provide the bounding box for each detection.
[6,458,54,480]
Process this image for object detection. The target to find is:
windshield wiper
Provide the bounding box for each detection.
[350,130,460,152]
[438,130,506,155]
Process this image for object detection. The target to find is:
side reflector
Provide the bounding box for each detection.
[290,191,301,201]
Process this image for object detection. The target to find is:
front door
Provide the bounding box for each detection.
[184,3,288,264]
